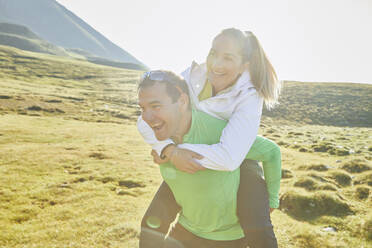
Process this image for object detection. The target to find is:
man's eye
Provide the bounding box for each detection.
[152,105,161,109]
[224,56,233,61]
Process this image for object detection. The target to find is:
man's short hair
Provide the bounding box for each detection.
[138,70,190,103]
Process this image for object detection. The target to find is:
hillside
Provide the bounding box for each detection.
[0,45,140,123]
[0,46,371,248]
[263,81,372,127]
[0,23,146,70]
[0,22,40,39]
[0,0,147,69]
[0,23,70,57]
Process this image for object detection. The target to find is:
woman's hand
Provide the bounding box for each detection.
[159,145,205,174]
[152,146,205,174]
[170,147,205,174]
[151,145,205,174]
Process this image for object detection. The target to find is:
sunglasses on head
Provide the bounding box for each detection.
[141,70,174,82]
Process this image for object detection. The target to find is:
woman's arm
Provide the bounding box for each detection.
[178,90,263,171]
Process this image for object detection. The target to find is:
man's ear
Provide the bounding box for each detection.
[178,93,190,111]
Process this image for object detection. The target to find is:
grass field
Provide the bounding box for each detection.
[0,45,371,247]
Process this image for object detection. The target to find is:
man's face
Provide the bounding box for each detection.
[138,83,183,141]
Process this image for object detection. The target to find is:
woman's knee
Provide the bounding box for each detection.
[263,140,281,162]
[271,142,281,159]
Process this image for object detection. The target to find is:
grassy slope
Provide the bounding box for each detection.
[262,81,372,127]
[0,23,70,57]
[0,45,371,247]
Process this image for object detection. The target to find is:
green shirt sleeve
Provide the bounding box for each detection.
[245,136,281,208]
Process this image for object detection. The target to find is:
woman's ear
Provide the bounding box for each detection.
[243,61,250,72]
[239,61,249,74]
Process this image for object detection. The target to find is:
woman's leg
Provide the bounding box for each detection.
[238,159,278,248]
[139,181,181,248]
[246,135,281,209]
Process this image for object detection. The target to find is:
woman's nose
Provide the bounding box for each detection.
[211,57,224,70]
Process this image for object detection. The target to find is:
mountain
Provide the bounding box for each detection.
[0,22,70,56]
[0,22,146,70]
[0,0,147,69]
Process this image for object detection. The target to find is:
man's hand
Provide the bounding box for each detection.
[170,147,205,174]
[151,150,169,164]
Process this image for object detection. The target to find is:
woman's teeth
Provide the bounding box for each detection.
[213,71,225,76]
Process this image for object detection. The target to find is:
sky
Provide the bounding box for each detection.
[56,0,372,83]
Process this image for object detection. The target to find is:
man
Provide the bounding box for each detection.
[137,70,250,248]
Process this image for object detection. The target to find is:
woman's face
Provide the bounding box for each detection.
[206,35,247,93]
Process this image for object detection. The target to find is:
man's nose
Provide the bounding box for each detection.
[142,109,155,123]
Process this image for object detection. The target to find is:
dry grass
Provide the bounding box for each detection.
[0,45,371,247]
[0,114,164,248]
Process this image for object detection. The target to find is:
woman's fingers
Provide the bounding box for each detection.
[189,159,205,171]
[179,160,204,174]
[174,160,200,174]
[176,164,196,174]
[190,151,204,160]
[169,148,206,174]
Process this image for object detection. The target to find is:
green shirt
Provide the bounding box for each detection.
[160,109,244,241]
[198,81,280,209]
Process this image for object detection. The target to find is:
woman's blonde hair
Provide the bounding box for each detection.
[216,28,281,109]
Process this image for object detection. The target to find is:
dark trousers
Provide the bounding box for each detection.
[139,180,181,248]
[165,223,245,248]
[139,159,278,248]
[238,160,278,248]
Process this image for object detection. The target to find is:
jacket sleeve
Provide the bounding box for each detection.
[137,115,174,155]
[178,90,263,171]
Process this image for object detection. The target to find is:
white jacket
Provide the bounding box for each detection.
[137,62,263,171]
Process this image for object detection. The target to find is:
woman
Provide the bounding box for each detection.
[138,28,281,248]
